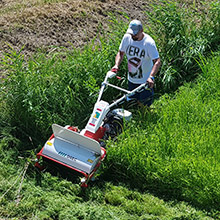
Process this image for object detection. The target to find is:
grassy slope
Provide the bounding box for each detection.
[1,51,219,220]
[1,0,220,219]
[0,163,213,219]
[106,53,220,210]
[1,55,219,219]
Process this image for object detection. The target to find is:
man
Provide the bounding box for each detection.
[112,19,161,106]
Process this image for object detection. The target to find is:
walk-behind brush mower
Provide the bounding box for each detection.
[35,71,149,187]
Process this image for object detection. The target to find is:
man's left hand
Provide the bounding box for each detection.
[147,77,154,88]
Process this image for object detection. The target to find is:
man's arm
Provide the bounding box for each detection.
[112,51,125,71]
[147,58,161,88]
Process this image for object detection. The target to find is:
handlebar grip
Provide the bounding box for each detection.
[111,68,119,73]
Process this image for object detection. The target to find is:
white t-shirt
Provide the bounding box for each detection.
[119,33,159,84]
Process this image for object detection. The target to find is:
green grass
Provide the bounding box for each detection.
[105,53,220,210]
[0,162,213,219]
[146,0,220,92]
[1,0,220,219]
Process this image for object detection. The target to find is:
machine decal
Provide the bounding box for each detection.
[58,151,77,161]
[93,111,100,119]
[47,141,52,146]
[87,159,93,163]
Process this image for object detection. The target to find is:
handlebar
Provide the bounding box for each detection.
[97,71,149,106]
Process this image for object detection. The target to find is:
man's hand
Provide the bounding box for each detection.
[111,66,119,73]
[146,58,161,88]
[147,77,154,88]
[112,51,125,73]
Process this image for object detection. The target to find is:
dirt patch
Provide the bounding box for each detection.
[0,0,150,58]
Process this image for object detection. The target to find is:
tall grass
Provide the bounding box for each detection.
[0,41,118,150]
[146,0,220,92]
[105,53,220,210]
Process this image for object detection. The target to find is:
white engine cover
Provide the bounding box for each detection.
[85,100,109,133]
[112,108,132,121]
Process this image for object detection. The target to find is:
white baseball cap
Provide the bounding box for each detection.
[127,20,143,35]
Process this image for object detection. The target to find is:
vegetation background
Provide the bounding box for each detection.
[1,0,220,219]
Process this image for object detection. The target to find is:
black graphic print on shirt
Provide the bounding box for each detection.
[127,45,145,79]
[128,57,143,79]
